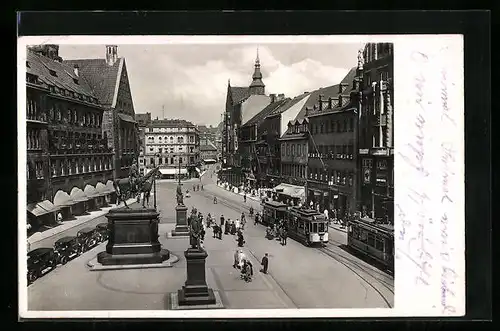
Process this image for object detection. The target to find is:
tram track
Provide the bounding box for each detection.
[318,245,394,308]
[197,187,394,307]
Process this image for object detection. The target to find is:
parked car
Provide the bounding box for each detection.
[95,223,109,243]
[77,227,99,252]
[27,248,57,284]
[54,236,82,265]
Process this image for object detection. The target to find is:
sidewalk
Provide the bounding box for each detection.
[329,222,348,233]
[215,183,261,202]
[27,197,137,245]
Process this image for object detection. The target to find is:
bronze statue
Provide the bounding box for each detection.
[189,212,202,250]
[176,183,184,205]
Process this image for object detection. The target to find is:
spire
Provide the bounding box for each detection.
[249,47,265,95]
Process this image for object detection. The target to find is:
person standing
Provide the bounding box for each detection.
[220,215,225,228]
[233,249,240,269]
[260,253,269,274]
[244,193,247,203]
[283,228,288,246]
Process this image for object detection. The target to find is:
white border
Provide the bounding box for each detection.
[18,35,465,319]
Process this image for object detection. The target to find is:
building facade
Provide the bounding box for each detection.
[64,45,140,180]
[306,67,361,218]
[143,119,200,179]
[280,118,309,188]
[200,143,218,162]
[358,43,394,223]
[26,45,115,230]
[222,50,271,186]
[198,125,218,146]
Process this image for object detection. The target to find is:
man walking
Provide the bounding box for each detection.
[260,253,269,274]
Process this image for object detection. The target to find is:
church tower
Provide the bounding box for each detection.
[249,48,265,95]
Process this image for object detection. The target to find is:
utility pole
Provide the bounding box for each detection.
[162,105,165,120]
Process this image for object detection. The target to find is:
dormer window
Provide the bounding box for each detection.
[73,78,79,85]
[49,69,57,77]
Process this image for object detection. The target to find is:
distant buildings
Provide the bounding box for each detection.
[142,119,200,179]
[200,143,218,162]
[197,125,218,146]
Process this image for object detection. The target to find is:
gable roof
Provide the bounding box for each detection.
[243,98,290,128]
[63,58,124,107]
[230,86,251,105]
[26,50,97,101]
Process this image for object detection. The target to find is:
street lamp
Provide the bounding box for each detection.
[153,152,160,210]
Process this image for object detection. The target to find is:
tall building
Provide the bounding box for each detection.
[197,125,218,146]
[143,119,200,179]
[26,45,115,231]
[306,67,360,217]
[357,43,394,223]
[222,49,272,186]
[64,45,140,180]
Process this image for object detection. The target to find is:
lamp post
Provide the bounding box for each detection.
[153,152,160,210]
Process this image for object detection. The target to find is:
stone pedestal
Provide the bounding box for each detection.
[97,208,170,265]
[177,248,216,306]
[171,205,189,237]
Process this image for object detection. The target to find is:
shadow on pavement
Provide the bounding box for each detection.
[338,244,394,276]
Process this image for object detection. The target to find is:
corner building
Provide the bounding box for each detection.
[357,43,394,222]
[26,45,115,231]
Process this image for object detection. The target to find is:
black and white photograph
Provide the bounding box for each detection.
[19,35,465,318]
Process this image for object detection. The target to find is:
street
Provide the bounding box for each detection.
[27,165,394,310]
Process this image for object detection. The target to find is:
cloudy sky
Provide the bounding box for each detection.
[59,43,363,127]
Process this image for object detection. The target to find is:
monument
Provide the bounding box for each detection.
[176,212,217,306]
[171,169,189,237]
[97,208,170,265]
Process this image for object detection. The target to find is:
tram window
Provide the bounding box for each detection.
[312,222,318,233]
[298,221,304,230]
[375,238,384,251]
[367,233,375,247]
[318,222,325,232]
[386,241,394,255]
[359,230,368,243]
[352,227,360,239]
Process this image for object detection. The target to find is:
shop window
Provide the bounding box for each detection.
[375,237,384,251]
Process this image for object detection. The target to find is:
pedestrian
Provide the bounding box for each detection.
[235,218,241,231]
[283,229,288,246]
[220,215,225,227]
[212,224,218,238]
[254,212,260,225]
[224,219,230,235]
[241,216,246,230]
[244,193,247,203]
[233,249,240,269]
[217,225,223,240]
[260,253,269,274]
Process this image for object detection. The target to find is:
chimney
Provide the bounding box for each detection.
[277,93,285,101]
[270,94,276,103]
[73,64,79,77]
[318,94,324,111]
[106,45,118,66]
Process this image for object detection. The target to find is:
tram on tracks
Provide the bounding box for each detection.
[347,216,394,272]
[286,207,329,246]
[260,200,288,226]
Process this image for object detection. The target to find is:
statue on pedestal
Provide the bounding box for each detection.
[189,212,202,250]
[176,183,184,206]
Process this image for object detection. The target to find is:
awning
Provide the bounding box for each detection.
[105,180,116,193]
[273,183,305,199]
[53,190,78,207]
[69,187,90,202]
[195,167,201,173]
[27,200,61,217]
[203,158,217,163]
[84,184,106,198]
[159,168,188,175]
[118,113,137,124]
[96,182,113,195]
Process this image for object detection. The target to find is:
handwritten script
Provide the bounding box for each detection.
[397,45,462,315]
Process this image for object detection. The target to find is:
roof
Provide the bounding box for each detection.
[149,119,196,128]
[279,132,308,141]
[306,67,358,117]
[118,113,137,124]
[267,93,311,117]
[230,86,251,105]
[63,58,123,107]
[26,51,98,101]
[243,98,290,128]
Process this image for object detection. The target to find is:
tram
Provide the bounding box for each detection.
[260,200,288,226]
[347,217,394,272]
[286,207,329,246]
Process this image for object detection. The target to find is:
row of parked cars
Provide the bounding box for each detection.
[27,223,109,285]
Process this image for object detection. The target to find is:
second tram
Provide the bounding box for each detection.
[286,207,329,246]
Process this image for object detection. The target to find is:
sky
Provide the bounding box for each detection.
[58,43,364,127]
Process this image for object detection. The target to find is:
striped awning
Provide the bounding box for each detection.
[27,200,61,217]
[159,168,187,175]
[69,187,90,202]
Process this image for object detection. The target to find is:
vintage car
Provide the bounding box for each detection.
[54,236,82,265]
[27,247,57,284]
[77,227,99,252]
[95,223,109,243]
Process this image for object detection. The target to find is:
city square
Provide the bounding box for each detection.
[24,41,395,311]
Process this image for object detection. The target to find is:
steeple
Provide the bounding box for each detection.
[249,48,265,95]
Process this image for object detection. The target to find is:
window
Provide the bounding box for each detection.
[158,157,163,164]
[291,144,295,157]
[367,233,375,247]
[375,237,384,251]
[159,148,162,154]
[377,160,388,170]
